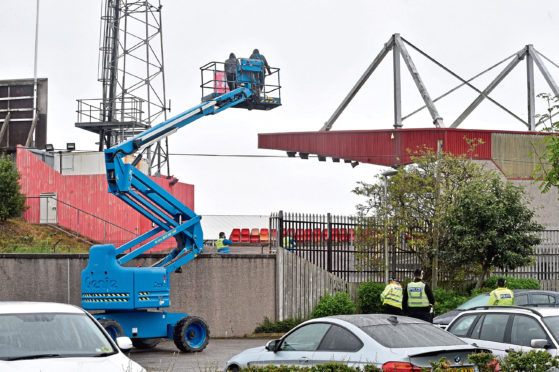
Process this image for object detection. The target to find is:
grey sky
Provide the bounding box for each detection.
[1,0,558,215]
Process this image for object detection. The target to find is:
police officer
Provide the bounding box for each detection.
[488,278,514,306]
[216,232,233,254]
[403,269,435,322]
[380,278,403,315]
[282,235,296,252]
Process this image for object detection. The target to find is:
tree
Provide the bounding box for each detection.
[536,94,559,194]
[0,154,27,222]
[442,175,542,288]
[353,142,489,284]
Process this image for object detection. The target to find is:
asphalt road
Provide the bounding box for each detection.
[129,338,273,372]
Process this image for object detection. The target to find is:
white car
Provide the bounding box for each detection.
[446,306,559,359]
[0,302,145,372]
[225,314,488,371]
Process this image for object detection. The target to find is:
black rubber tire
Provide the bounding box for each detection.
[131,338,162,349]
[228,365,240,372]
[173,315,210,352]
[98,318,123,341]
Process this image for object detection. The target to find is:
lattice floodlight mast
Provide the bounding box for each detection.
[321,33,559,132]
[76,0,170,176]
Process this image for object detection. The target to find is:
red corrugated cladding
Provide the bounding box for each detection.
[258,128,503,166]
[17,146,195,251]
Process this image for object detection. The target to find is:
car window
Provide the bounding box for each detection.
[478,314,510,343]
[360,323,466,348]
[515,294,528,306]
[280,323,331,351]
[532,294,555,307]
[458,294,490,310]
[543,316,559,346]
[510,315,547,347]
[448,315,478,337]
[317,324,363,352]
[470,315,483,339]
[0,313,115,360]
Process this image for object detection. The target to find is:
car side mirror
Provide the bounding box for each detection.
[116,336,133,350]
[530,339,549,349]
[265,339,279,352]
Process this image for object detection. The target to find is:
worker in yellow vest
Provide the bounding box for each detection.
[403,269,435,322]
[488,278,514,306]
[216,232,233,254]
[380,278,403,315]
[282,235,296,252]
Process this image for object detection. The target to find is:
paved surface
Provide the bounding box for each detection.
[129,338,273,372]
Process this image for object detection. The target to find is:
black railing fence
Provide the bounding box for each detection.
[271,211,559,287]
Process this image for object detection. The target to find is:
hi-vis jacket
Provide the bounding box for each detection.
[488,287,514,306]
[381,283,403,309]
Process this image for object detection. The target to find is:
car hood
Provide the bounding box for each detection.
[0,354,145,372]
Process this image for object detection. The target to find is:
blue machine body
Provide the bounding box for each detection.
[80,60,281,344]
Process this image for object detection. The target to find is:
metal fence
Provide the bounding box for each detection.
[271,211,559,287]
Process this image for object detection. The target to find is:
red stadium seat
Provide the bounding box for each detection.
[241,228,250,243]
[250,228,261,243]
[260,228,270,243]
[313,228,322,242]
[229,228,241,243]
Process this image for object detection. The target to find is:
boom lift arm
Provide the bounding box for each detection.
[81,58,281,352]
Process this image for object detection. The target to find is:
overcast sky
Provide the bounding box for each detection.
[1,0,558,216]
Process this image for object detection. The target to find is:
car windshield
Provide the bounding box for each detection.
[543,316,559,342]
[360,323,467,348]
[457,293,489,310]
[0,312,116,360]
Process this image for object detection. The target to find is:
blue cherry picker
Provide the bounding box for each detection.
[81,57,281,351]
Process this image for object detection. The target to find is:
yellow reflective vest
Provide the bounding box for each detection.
[380,283,403,309]
[488,287,514,306]
[407,281,430,307]
[216,238,230,250]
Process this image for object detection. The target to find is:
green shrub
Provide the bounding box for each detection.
[468,352,500,372]
[311,291,356,319]
[433,288,467,316]
[357,282,385,314]
[501,350,559,372]
[483,276,540,290]
[254,317,304,334]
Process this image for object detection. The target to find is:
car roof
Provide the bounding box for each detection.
[0,301,84,315]
[458,305,559,318]
[324,314,427,327]
[513,289,559,295]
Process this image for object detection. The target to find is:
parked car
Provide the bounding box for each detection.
[434,290,559,329]
[0,302,145,372]
[224,314,488,371]
[446,306,559,359]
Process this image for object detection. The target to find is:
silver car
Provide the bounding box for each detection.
[0,302,145,372]
[225,314,487,371]
[447,306,559,359]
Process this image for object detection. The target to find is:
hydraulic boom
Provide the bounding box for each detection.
[81,57,281,351]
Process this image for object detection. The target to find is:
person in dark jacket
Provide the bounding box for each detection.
[249,49,271,97]
[403,269,435,322]
[224,53,239,91]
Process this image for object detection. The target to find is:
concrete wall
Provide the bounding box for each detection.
[0,253,276,338]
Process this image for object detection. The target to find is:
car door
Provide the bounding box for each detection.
[508,314,550,353]
[465,313,513,359]
[310,324,365,367]
[255,322,331,367]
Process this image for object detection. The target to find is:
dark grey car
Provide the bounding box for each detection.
[434,290,559,329]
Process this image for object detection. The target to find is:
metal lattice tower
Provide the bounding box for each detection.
[76,0,170,175]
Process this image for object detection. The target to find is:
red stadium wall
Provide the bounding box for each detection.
[17,147,195,251]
